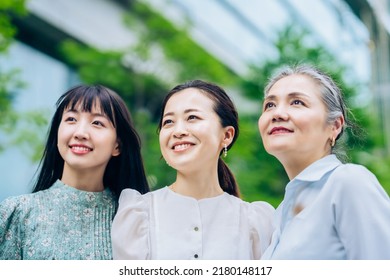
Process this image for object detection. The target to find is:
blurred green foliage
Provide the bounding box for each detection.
[124,2,238,85]
[0,0,26,153]
[0,0,48,160]
[0,0,26,113]
[0,0,26,52]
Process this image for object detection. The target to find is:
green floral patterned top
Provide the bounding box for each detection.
[0,180,117,260]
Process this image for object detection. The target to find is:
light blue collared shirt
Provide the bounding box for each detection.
[262,155,390,259]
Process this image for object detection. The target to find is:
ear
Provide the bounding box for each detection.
[112,140,121,157]
[222,126,235,147]
[331,115,344,139]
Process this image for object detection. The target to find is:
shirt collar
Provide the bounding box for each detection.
[293,154,342,182]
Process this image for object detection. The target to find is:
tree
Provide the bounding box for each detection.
[0,0,26,153]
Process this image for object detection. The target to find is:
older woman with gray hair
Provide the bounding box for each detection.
[258,64,390,259]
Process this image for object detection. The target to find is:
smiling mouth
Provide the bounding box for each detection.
[269,127,293,135]
[70,145,93,152]
[173,143,192,151]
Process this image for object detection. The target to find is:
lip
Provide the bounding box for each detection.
[269,126,293,135]
[171,141,194,152]
[69,144,93,154]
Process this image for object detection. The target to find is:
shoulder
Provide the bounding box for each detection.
[328,163,388,201]
[332,163,376,178]
[1,188,56,214]
[250,200,276,217]
[118,187,166,205]
[0,192,41,216]
[224,194,275,218]
[330,163,382,189]
[0,192,41,237]
[118,188,143,202]
[116,188,168,214]
[117,188,147,210]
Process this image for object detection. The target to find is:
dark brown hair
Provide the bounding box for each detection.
[158,80,240,197]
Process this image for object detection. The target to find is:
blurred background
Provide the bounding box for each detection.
[1,0,389,205]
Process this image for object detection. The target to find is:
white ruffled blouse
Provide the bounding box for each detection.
[112,187,274,260]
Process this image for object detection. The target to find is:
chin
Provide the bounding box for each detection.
[265,145,291,156]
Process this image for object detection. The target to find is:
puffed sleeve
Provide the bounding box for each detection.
[111,189,150,259]
[0,197,23,259]
[249,201,275,259]
[333,164,390,259]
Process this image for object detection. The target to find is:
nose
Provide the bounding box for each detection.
[272,105,289,122]
[173,120,189,138]
[74,121,90,140]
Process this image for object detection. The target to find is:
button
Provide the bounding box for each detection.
[194,254,198,258]
[194,226,199,231]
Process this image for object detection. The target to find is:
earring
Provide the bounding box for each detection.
[223,143,228,158]
[330,137,335,147]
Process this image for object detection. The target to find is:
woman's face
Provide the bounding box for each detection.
[159,88,230,173]
[258,74,334,168]
[57,101,120,179]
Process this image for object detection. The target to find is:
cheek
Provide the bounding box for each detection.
[57,125,67,144]
[56,129,66,157]
[300,117,325,133]
[158,131,167,145]
[258,116,267,136]
[158,131,170,155]
[107,133,119,148]
[200,124,223,142]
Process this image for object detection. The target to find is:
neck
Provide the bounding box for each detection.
[280,152,330,180]
[61,165,105,192]
[170,171,223,200]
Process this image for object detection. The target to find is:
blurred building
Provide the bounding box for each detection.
[345,0,390,154]
[0,0,387,201]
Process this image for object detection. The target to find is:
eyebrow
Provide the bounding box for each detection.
[64,108,108,118]
[265,92,310,101]
[163,108,201,118]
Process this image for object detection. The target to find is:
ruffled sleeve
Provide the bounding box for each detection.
[248,201,275,259]
[0,197,23,259]
[111,189,150,260]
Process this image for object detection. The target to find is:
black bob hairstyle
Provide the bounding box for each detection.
[32,84,149,199]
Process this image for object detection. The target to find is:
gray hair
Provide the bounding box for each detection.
[264,64,349,154]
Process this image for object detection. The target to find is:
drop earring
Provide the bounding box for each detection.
[330,137,335,147]
[223,143,228,158]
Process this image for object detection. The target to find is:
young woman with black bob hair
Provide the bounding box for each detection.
[0,84,149,259]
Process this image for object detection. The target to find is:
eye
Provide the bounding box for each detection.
[291,99,305,106]
[187,115,199,121]
[64,116,76,122]
[263,102,275,111]
[162,119,173,126]
[92,120,105,127]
